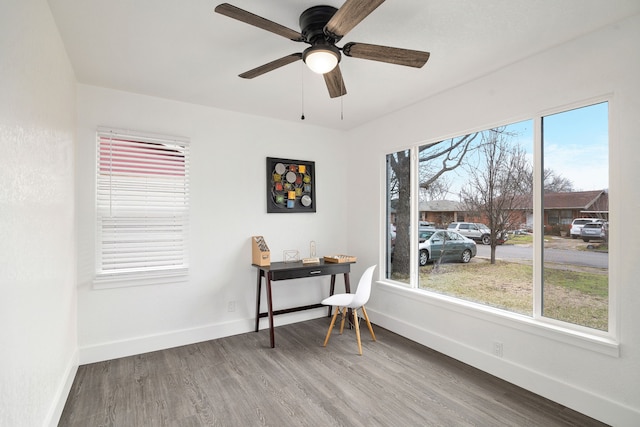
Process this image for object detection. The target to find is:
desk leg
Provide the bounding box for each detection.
[255,270,263,332]
[344,272,353,329]
[266,274,275,348]
[344,272,351,293]
[328,274,337,317]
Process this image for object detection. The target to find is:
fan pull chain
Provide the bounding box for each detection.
[300,62,305,120]
[340,77,344,120]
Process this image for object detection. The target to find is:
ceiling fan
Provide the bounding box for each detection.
[214,0,430,98]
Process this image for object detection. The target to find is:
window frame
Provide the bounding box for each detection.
[93,127,190,289]
[537,98,613,336]
[381,95,617,354]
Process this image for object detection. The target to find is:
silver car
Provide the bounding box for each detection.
[580,221,606,242]
[418,230,477,266]
[570,218,602,239]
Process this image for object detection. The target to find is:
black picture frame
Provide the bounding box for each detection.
[266,157,316,213]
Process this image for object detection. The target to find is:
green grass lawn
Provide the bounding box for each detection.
[416,259,608,331]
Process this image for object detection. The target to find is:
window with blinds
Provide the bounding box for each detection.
[95,128,189,286]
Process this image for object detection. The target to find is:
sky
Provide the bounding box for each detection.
[542,101,608,191]
[436,101,608,200]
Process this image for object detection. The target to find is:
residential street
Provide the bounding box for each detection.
[475,237,608,269]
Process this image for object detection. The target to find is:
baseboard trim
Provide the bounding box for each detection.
[368,308,640,427]
[45,348,79,427]
[79,308,327,365]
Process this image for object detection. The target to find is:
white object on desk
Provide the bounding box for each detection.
[283,249,299,263]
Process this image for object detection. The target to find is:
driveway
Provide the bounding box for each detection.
[475,236,608,269]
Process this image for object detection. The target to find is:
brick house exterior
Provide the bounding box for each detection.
[412,190,608,231]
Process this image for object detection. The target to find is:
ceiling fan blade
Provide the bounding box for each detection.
[239,53,302,79]
[215,3,303,42]
[323,66,347,98]
[324,0,385,41]
[343,42,430,68]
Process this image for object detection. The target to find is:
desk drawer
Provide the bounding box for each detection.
[270,264,350,280]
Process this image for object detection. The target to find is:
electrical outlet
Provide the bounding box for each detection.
[227,301,236,312]
[493,341,503,357]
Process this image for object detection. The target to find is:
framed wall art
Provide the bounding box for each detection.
[266,157,316,213]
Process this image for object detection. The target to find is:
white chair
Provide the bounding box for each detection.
[321,265,377,355]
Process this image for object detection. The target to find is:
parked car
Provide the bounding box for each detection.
[389,222,433,247]
[477,223,508,243]
[418,229,477,266]
[419,224,436,234]
[580,221,606,242]
[446,222,507,245]
[447,222,490,245]
[569,218,603,239]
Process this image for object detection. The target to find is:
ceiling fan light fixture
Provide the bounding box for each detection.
[303,45,340,74]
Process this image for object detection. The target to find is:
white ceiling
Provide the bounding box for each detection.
[48,0,640,130]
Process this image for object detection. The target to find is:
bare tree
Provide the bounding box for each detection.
[387,150,411,277]
[521,167,574,194]
[388,133,480,276]
[460,128,531,264]
[419,176,452,202]
[543,169,574,193]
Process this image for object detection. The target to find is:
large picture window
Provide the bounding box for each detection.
[95,128,190,286]
[385,101,609,333]
[541,102,609,330]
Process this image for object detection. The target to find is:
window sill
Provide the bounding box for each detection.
[376,280,619,358]
[93,268,188,290]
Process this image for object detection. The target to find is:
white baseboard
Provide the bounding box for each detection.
[368,308,640,427]
[79,308,327,365]
[45,349,79,427]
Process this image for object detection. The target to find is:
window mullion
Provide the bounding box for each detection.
[410,147,419,287]
[533,115,544,319]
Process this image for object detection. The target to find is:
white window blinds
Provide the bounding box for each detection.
[95,128,190,284]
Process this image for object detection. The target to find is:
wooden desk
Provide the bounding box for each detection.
[253,260,353,348]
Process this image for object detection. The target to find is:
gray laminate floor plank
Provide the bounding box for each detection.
[59,318,608,427]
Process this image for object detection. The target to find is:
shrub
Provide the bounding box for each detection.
[544,224,563,236]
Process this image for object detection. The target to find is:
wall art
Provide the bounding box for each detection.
[266,157,316,213]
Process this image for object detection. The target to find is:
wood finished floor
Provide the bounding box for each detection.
[59,318,608,426]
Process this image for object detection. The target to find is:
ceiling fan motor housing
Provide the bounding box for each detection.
[299,5,338,44]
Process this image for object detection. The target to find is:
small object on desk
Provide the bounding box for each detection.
[324,255,357,263]
[283,249,300,263]
[251,236,271,266]
[303,240,318,264]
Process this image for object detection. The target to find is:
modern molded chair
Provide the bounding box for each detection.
[321,265,377,355]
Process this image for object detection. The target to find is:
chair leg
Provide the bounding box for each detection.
[353,308,362,355]
[323,306,340,347]
[339,307,347,334]
[361,305,376,342]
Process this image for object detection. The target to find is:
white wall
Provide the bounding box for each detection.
[347,13,640,427]
[75,85,351,362]
[6,1,636,425]
[0,1,78,426]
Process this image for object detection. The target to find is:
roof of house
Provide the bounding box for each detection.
[500,190,609,211]
[505,190,608,211]
[543,190,607,210]
[416,191,609,213]
[418,200,463,212]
